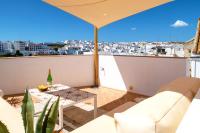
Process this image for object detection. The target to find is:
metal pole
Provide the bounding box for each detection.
[94,26,99,87]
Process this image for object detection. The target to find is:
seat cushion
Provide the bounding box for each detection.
[114,91,193,133]
[71,102,136,133]
[176,89,200,133]
[114,113,155,133]
[156,91,193,133]
[71,115,117,133]
[0,97,24,133]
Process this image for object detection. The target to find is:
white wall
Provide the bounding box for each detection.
[99,55,188,96]
[0,55,189,96]
[191,58,200,78]
[0,56,94,95]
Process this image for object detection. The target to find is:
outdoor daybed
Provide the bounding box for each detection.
[71,77,200,133]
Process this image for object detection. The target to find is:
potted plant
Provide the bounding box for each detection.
[0,90,60,133]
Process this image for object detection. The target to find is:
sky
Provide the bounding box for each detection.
[0,0,199,42]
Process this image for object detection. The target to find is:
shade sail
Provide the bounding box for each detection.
[44,0,172,28]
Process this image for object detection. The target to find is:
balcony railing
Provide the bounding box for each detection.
[190,57,200,78]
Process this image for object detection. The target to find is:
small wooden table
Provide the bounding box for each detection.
[29,84,97,131]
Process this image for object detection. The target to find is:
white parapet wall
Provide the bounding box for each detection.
[99,55,188,96]
[0,56,94,95]
[0,55,189,96]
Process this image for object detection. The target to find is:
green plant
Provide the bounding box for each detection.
[21,89,34,133]
[0,90,59,133]
[21,89,59,133]
[0,121,9,133]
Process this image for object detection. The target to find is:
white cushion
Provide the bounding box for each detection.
[114,113,155,133]
[114,91,193,133]
[176,89,200,133]
[71,115,117,133]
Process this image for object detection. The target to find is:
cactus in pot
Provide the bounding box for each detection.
[0,90,59,133]
[0,121,9,133]
[21,89,59,133]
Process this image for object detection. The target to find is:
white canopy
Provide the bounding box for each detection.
[44,0,172,28]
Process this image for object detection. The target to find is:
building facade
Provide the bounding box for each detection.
[13,41,26,51]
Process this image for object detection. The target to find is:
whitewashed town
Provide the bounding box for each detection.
[0,40,186,57]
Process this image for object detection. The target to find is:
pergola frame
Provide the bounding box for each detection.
[44,0,172,87]
[94,26,99,86]
[193,18,200,54]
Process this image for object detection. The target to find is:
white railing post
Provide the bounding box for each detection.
[186,58,191,77]
[190,57,200,78]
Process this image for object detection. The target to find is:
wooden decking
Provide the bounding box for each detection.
[4,87,147,131]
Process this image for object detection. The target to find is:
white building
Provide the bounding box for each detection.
[67,46,82,55]
[0,42,3,52]
[13,41,26,51]
[3,41,14,53]
[28,43,50,55]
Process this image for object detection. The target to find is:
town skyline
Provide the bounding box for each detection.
[0,40,185,57]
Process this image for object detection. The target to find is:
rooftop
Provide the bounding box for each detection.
[0,0,200,133]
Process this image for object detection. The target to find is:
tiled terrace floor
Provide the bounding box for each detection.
[4,87,147,131]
